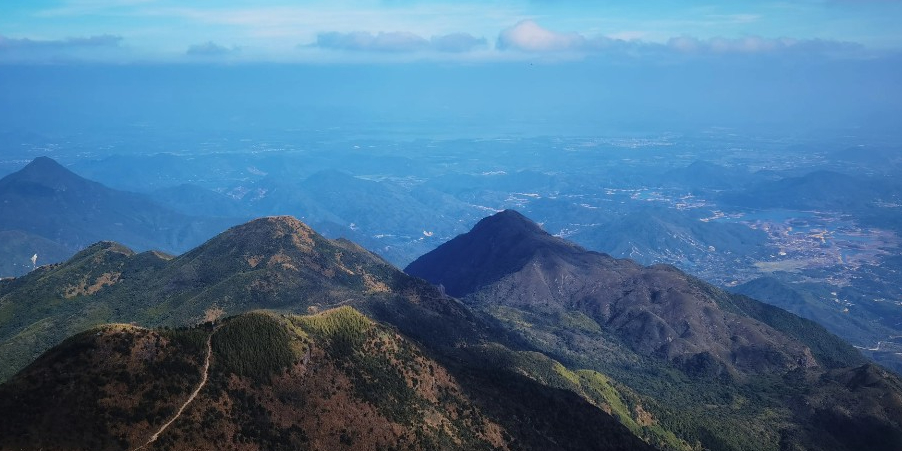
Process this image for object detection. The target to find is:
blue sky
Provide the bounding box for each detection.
[1,1,900,137]
[1,0,900,63]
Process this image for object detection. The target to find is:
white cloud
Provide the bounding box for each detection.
[496,20,585,52]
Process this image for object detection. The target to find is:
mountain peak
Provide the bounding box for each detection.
[246,215,313,232]
[172,215,415,304]
[0,156,90,191]
[473,209,546,235]
[18,156,73,178]
[236,214,315,237]
[209,215,320,256]
[406,209,583,297]
[27,156,59,165]
[23,156,63,169]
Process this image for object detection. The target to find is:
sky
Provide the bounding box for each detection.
[1,0,901,63]
[1,1,901,138]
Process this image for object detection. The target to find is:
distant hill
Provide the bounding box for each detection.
[733,276,902,374]
[151,183,249,218]
[733,276,886,345]
[660,160,758,191]
[0,157,238,277]
[721,169,899,213]
[407,210,902,451]
[0,230,72,276]
[232,168,477,266]
[570,206,767,270]
[828,145,902,172]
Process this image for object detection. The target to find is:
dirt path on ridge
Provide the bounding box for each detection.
[133,328,216,451]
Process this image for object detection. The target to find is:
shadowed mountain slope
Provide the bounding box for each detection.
[407,210,856,377]
[405,210,584,298]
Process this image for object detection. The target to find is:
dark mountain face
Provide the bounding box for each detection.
[405,210,585,298]
[0,156,96,190]
[407,209,831,377]
[405,209,902,451]
[0,157,237,277]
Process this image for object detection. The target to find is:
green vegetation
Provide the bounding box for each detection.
[575,370,691,451]
[293,307,421,423]
[469,342,693,451]
[292,306,371,356]
[160,326,209,356]
[692,277,867,368]
[478,301,806,451]
[211,312,303,381]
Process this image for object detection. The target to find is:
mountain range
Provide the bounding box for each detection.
[1,209,901,450]
[0,157,241,277]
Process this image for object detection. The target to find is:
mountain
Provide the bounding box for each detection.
[234,168,477,266]
[407,210,840,376]
[0,309,653,451]
[407,210,902,451]
[4,211,902,450]
[405,209,573,298]
[720,170,900,217]
[0,157,237,277]
[0,215,479,381]
[733,276,902,374]
[0,215,655,450]
[0,229,72,276]
[660,160,759,191]
[70,152,214,192]
[569,206,767,278]
[732,276,891,346]
[151,183,249,218]
[828,145,902,173]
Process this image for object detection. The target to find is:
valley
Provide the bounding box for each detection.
[2,128,900,372]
